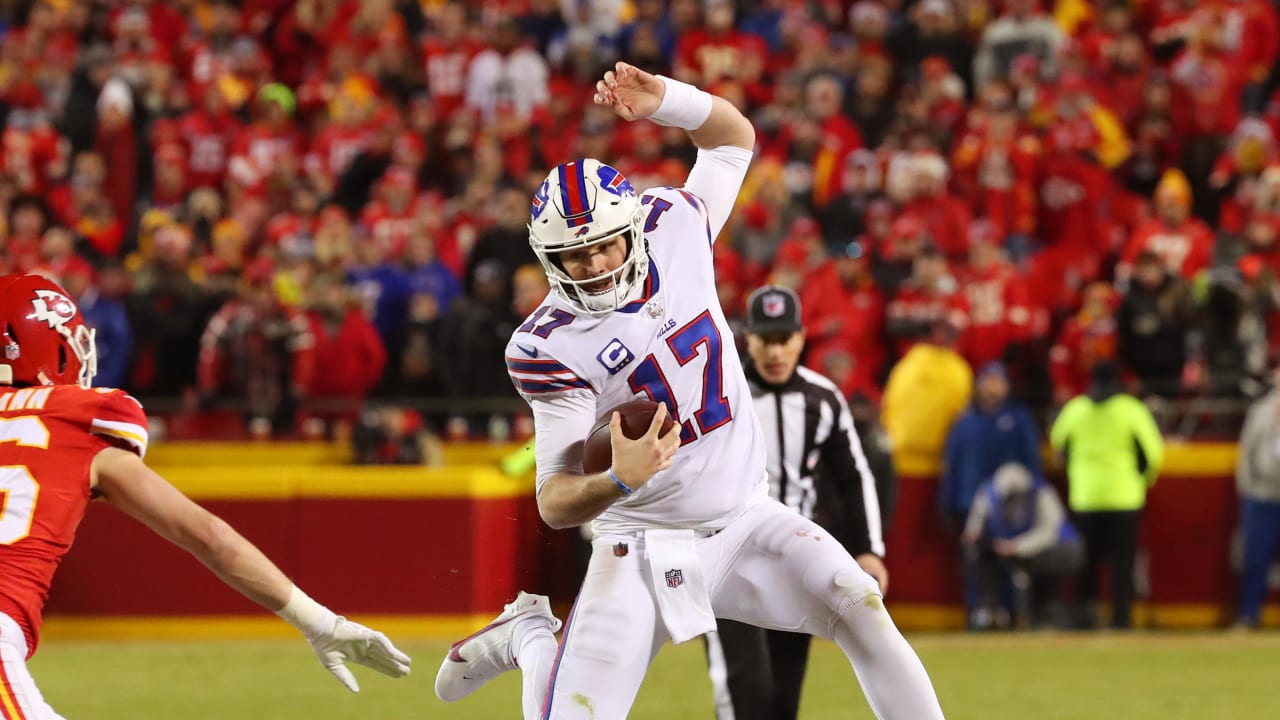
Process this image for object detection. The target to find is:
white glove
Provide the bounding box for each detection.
[304,614,412,692]
[277,586,412,692]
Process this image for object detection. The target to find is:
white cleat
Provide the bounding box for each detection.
[435,591,562,702]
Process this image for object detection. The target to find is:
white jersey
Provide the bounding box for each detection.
[507,184,767,535]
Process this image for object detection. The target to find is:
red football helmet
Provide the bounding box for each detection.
[0,274,97,388]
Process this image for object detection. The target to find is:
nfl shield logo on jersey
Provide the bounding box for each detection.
[613,542,629,557]
[665,569,683,589]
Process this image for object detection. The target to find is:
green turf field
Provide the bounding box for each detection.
[27,632,1280,719]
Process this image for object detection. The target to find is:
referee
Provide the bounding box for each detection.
[706,285,888,720]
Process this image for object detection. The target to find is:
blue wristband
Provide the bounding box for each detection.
[608,468,634,495]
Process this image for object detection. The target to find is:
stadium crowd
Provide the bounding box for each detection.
[2,0,1280,443]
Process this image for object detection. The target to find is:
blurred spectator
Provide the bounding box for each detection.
[972,0,1065,91]
[886,248,970,360]
[300,273,387,440]
[1050,361,1164,629]
[802,240,885,398]
[352,406,438,465]
[1117,250,1197,397]
[882,320,974,472]
[346,228,411,361]
[128,222,205,394]
[464,184,539,301]
[2,196,50,274]
[197,260,316,437]
[65,262,132,390]
[94,78,139,233]
[941,362,1043,529]
[962,462,1083,630]
[1117,169,1214,285]
[1233,365,1280,629]
[465,16,549,128]
[1049,281,1119,405]
[960,220,1032,370]
[437,259,522,431]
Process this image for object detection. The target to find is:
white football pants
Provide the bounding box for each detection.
[0,614,65,720]
[515,498,945,719]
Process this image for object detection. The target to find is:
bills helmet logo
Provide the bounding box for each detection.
[762,293,787,318]
[596,165,636,198]
[575,226,592,238]
[531,179,551,220]
[665,569,684,589]
[29,289,77,329]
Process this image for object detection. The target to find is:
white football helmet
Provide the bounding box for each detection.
[528,159,648,315]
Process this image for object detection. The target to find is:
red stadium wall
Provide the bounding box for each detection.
[39,443,1274,638]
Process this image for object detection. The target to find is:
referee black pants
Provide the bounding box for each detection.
[706,619,812,720]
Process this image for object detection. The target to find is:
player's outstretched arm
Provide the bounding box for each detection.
[596,61,753,238]
[594,62,753,152]
[90,447,411,692]
[536,404,679,529]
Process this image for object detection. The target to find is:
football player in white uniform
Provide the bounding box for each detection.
[435,63,945,720]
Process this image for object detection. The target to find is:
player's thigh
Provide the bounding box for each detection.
[0,642,65,720]
[710,501,879,640]
[544,536,667,720]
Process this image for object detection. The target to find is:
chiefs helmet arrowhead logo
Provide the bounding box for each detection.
[29,289,77,329]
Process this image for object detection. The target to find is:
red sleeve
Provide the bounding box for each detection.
[90,389,150,458]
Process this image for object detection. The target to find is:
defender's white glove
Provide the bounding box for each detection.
[277,587,412,692]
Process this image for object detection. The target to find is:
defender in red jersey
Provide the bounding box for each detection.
[0,274,410,719]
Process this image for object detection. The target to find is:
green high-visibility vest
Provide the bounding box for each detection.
[1049,393,1164,512]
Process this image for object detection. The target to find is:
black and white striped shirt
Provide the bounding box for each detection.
[745,363,885,557]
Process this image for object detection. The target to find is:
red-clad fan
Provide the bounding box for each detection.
[613,121,690,192]
[674,0,768,86]
[1092,32,1151,128]
[1,86,68,197]
[167,86,243,192]
[886,246,970,359]
[1037,110,1108,253]
[951,104,1040,242]
[959,220,1033,370]
[919,57,967,140]
[0,274,410,717]
[1169,14,1247,139]
[1118,168,1215,283]
[305,84,377,194]
[229,84,307,187]
[773,216,830,280]
[1218,0,1279,92]
[1209,118,1276,234]
[322,0,407,61]
[1,197,48,275]
[360,167,419,260]
[902,151,972,261]
[848,1,891,62]
[150,143,189,214]
[300,273,387,436]
[421,2,483,121]
[801,240,887,388]
[1049,281,1120,404]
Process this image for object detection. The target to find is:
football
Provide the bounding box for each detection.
[581,399,677,474]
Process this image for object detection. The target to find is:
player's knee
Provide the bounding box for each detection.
[804,557,880,638]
